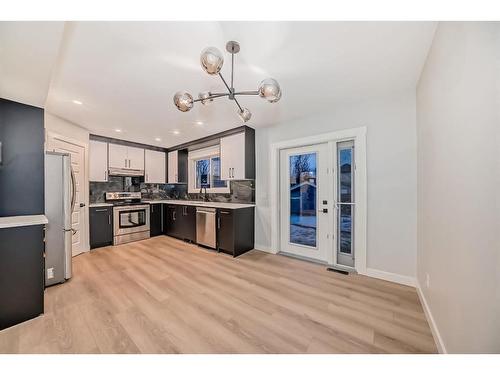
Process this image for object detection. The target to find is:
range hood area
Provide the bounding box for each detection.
[108,167,144,177]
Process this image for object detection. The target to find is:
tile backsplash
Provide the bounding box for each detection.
[89,176,254,204]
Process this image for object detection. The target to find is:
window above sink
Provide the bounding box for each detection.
[188,145,230,194]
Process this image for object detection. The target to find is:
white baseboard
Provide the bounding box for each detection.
[254,244,275,254]
[416,281,447,354]
[363,267,417,287]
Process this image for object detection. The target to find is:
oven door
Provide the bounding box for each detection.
[113,205,150,236]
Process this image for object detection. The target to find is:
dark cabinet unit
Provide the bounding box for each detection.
[217,207,255,257]
[150,203,163,237]
[0,225,45,330]
[176,149,188,184]
[89,206,113,249]
[163,204,196,242]
[180,205,196,242]
[0,99,45,217]
[163,205,178,237]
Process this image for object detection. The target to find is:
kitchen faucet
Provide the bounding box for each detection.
[200,186,209,202]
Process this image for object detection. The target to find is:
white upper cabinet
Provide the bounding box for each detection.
[145,149,166,183]
[127,146,145,170]
[108,143,129,169]
[167,150,178,183]
[108,143,144,171]
[89,140,108,182]
[220,132,246,180]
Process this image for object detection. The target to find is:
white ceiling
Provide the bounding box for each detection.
[0,22,65,107]
[1,21,436,147]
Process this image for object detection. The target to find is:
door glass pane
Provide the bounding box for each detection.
[337,141,354,260]
[196,159,210,188]
[338,147,352,202]
[338,205,352,254]
[289,152,317,247]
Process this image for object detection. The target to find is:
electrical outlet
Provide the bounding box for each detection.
[425,273,430,288]
[47,267,54,280]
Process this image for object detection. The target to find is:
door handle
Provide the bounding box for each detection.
[319,208,328,213]
[79,203,86,207]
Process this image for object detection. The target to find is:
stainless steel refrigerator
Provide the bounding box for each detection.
[44,152,74,286]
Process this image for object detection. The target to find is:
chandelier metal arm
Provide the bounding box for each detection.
[232,97,244,112]
[218,72,232,94]
[231,50,234,90]
[192,92,229,103]
[233,90,259,96]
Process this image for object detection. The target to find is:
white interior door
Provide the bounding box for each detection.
[279,143,331,262]
[47,136,87,256]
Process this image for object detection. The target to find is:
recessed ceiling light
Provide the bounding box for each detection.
[72,100,83,105]
[154,137,161,142]
[114,129,122,133]
[172,130,180,135]
[195,121,204,126]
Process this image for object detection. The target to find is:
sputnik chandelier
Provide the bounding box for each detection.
[173,41,282,122]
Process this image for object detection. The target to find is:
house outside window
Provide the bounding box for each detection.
[188,146,229,193]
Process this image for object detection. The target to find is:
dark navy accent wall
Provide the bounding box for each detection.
[0,98,45,217]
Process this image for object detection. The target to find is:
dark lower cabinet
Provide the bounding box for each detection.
[0,225,44,330]
[163,205,179,237]
[150,203,162,237]
[217,207,255,257]
[163,204,196,242]
[90,206,113,249]
[179,205,196,242]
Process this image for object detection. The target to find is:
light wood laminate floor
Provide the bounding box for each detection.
[0,236,437,353]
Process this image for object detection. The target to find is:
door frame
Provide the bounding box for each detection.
[270,126,367,273]
[46,131,90,254]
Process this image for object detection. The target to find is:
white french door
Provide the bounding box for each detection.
[279,143,330,262]
[279,140,356,268]
[47,134,88,256]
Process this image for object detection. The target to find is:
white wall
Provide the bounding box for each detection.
[255,90,418,279]
[44,112,90,144]
[417,22,500,353]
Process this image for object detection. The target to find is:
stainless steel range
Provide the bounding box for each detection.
[106,192,150,245]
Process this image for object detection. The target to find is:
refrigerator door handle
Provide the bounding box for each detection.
[70,167,77,213]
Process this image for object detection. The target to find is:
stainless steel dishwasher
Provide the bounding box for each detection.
[196,207,217,248]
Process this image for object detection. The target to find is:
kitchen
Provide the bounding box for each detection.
[87,127,255,257]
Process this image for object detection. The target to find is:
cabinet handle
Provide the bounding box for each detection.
[94,208,108,212]
[104,170,107,181]
[228,168,231,179]
[220,211,230,214]
[232,167,234,178]
[125,158,127,167]
[108,215,111,225]
[146,173,148,182]
[151,205,154,213]
[173,211,176,221]
[217,216,220,229]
